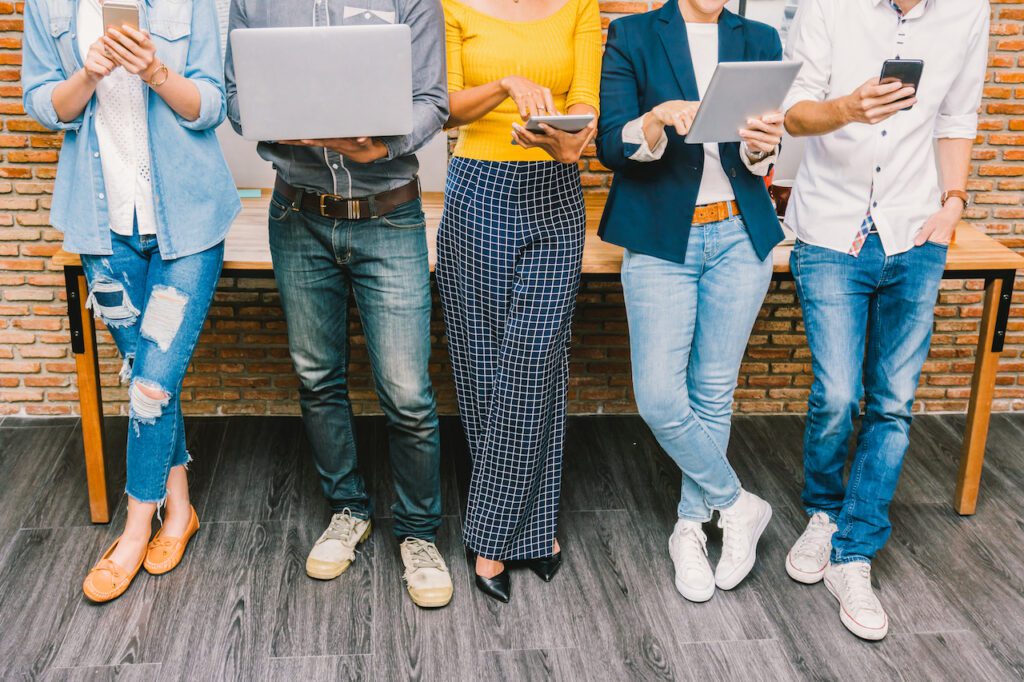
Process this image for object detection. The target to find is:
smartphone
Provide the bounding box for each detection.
[102,0,140,33]
[879,59,924,111]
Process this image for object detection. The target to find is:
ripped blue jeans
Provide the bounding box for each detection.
[80,227,223,504]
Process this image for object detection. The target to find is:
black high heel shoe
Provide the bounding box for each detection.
[527,552,562,582]
[475,569,511,603]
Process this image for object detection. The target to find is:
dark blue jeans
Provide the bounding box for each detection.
[791,235,947,564]
[268,192,441,541]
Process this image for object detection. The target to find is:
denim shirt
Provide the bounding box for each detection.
[22,0,241,259]
[224,0,448,198]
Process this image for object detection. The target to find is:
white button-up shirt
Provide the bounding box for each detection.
[782,0,989,256]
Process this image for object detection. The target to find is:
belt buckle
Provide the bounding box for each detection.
[318,192,342,218]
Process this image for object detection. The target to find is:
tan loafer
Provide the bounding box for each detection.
[83,538,147,603]
[144,506,200,575]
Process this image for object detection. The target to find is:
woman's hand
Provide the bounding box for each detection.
[102,25,162,81]
[648,100,700,136]
[510,119,597,164]
[739,111,785,155]
[83,38,116,83]
[500,76,557,121]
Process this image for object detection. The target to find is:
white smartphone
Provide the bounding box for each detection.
[102,0,140,32]
[523,114,595,134]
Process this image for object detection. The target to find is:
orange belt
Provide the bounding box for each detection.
[692,200,739,226]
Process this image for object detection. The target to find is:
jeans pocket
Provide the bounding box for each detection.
[380,198,426,230]
[268,193,292,223]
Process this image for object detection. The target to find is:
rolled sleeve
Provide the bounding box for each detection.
[27,79,83,131]
[740,142,777,176]
[781,0,832,113]
[21,0,83,132]
[623,114,666,162]
[934,6,988,140]
[176,0,228,131]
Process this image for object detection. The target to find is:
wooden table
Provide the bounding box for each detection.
[53,192,1024,523]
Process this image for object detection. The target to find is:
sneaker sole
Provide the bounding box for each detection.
[785,552,826,585]
[674,577,715,603]
[715,503,772,591]
[824,577,889,641]
[305,521,373,581]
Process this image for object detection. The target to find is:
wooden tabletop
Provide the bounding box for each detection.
[52,192,1024,275]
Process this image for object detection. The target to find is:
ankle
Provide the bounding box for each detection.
[475,557,504,579]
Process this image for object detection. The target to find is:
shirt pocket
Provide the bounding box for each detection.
[341,4,397,25]
[148,0,193,74]
[48,13,78,76]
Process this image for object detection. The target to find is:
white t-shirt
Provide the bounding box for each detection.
[77,0,157,236]
[685,23,734,205]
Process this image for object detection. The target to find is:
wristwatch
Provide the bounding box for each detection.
[941,190,970,208]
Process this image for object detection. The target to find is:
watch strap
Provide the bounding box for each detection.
[941,189,969,207]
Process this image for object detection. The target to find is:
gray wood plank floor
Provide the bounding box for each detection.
[1,414,1022,681]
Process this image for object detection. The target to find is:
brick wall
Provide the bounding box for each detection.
[1,1,1023,418]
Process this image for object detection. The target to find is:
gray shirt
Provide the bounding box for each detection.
[225,0,449,198]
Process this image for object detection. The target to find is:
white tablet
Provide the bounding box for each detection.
[230,25,413,142]
[524,114,595,134]
[684,61,803,145]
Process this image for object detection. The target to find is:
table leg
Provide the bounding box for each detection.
[954,277,1003,515]
[68,271,110,523]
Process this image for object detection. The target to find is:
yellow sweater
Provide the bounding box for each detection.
[444,0,602,162]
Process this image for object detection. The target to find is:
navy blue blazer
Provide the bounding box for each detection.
[597,1,785,264]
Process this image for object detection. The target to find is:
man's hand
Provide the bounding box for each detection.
[740,111,784,155]
[511,120,597,164]
[648,100,700,136]
[915,199,963,246]
[840,78,917,125]
[83,38,116,83]
[281,137,389,164]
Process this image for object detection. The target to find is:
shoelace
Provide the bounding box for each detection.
[843,564,881,614]
[322,509,359,544]
[792,513,835,561]
[403,538,445,572]
[674,525,709,574]
[718,510,749,562]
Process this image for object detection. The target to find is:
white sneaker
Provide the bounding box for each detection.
[305,510,372,580]
[786,512,838,584]
[714,490,772,590]
[668,519,716,602]
[824,561,889,641]
[400,537,454,608]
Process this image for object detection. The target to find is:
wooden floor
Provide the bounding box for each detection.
[0,414,1022,681]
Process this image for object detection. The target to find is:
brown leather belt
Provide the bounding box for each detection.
[692,200,739,226]
[274,176,420,220]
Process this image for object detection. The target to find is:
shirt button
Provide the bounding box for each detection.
[729,168,737,178]
[364,11,371,18]
[332,164,339,170]
[881,130,888,137]
[98,193,104,199]
[93,152,100,158]
[873,201,878,208]
[876,166,881,172]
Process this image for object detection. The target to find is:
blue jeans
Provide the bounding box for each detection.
[81,227,223,503]
[623,216,773,522]
[268,192,442,541]
[791,235,947,564]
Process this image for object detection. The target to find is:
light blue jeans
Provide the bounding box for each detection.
[792,235,947,564]
[81,226,224,503]
[623,216,773,522]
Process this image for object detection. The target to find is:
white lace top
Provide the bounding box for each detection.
[77,0,157,236]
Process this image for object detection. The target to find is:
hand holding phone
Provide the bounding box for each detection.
[879,59,924,111]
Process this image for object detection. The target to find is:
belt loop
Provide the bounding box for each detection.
[292,188,304,212]
[367,195,378,219]
[727,201,736,219]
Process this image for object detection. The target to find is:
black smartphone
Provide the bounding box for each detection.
[879,59,924,111]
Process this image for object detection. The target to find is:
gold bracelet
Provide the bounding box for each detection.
[147,64,170,88]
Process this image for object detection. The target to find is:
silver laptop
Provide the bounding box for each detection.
[230,25,413,142]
